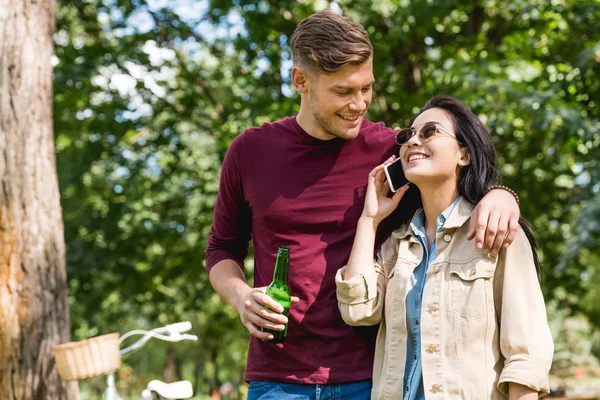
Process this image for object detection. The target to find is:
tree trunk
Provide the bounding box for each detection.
[193,355,205,397]
[0,1,77,398]
[163,347,182,383]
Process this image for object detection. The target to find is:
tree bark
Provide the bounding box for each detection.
[163,347,183,383]
[0,1,77,398]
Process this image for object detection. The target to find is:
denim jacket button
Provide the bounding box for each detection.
[431,384,442,393]
[426,344,439,353]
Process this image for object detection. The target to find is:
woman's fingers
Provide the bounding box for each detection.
[391,183,410,206]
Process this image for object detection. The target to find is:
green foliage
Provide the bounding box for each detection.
[548,299,600,390]
[54,0,600,393]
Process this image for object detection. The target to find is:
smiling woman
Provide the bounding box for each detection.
[338,95,553,399]
[400,108,470,188]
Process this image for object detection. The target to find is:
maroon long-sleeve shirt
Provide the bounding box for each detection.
[206,116,414,384]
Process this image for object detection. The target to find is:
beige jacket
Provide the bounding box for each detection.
[336,198,553,399]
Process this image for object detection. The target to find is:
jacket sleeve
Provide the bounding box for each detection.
[335,247,388,326]
[205,135,252,275]
[494,227,554,396]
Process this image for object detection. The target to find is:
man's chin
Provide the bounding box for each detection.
[335,127,361,141]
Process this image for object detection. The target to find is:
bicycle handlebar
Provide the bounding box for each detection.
[154,321,192,335]
[118,322,198,356]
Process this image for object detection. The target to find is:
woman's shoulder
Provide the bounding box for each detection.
[502,224,537,260]
[452,221,533,253]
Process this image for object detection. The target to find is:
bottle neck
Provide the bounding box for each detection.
[273,248,289,283]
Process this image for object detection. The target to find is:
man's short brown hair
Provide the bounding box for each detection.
[290,10,373,74]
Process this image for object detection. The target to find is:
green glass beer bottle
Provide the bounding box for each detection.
[262,246,291,344]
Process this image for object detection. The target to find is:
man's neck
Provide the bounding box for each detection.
[296,104,333,141]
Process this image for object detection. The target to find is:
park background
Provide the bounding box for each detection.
[1,0,599,399]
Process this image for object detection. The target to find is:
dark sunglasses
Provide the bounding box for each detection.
[395,122,462,146]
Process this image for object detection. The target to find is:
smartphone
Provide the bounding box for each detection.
[384,158,408,192]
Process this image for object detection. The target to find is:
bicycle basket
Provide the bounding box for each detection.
[52,332,121,381]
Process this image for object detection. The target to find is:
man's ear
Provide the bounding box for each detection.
[291,66,310,94]
[458,147,471,167]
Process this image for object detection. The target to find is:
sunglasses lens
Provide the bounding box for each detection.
[395,129,413,145]
[421,123,437,140]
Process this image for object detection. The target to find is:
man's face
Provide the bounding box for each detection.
[305,58,374,141]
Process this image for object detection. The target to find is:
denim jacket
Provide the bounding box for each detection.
[336,197,553,399]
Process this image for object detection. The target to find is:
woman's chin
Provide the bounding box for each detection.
[404,172,429,186]
[405,170,458,191]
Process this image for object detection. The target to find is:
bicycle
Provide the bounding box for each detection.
[54,321,198,400]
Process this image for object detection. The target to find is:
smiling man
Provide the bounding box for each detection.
[297,57,374,141]
[205,10,521,400]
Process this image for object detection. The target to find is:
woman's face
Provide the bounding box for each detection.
[399,107,470,186]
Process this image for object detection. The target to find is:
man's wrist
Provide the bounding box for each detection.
[232,284,253,314]
[486,185,519,205]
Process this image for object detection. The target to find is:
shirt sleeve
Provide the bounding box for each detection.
[205,135,252,275]
[335,247,388,326]
[494,227,554,396]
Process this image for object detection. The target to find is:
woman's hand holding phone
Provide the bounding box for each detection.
[362,156,410,225]
[345,156,410,281]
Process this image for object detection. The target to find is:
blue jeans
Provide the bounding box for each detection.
[246,379,372,400]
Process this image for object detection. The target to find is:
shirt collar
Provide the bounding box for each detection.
[393,196,474,240]
[409,196,462,237]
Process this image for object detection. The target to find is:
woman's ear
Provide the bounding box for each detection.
[458,147,471,167]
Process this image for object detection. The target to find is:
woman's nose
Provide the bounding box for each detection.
[405,130,423,147]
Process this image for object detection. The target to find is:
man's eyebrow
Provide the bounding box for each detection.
[332,80,376,89]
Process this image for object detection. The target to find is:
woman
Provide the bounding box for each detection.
[336,96,553,399]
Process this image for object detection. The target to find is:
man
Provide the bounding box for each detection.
[206,10,520,400]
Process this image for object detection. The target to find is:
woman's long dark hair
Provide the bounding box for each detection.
[411,95,541,277]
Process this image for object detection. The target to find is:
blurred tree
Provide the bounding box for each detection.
[0,0,76,398]
[547,299,600,387]
[54,0,250,393]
